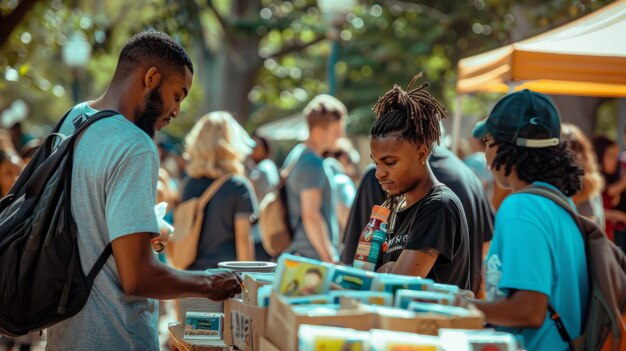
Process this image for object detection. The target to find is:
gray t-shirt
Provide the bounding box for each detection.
[283,144,338,259]
[46,102,161,350]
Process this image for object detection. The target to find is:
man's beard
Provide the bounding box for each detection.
[135,86,163,138]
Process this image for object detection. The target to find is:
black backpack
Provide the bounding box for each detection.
[0,110,117,337]
[519,186,626,351]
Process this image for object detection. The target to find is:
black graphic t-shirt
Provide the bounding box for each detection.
[380,183,471,290]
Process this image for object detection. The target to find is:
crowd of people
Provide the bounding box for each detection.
[0,31,625,351]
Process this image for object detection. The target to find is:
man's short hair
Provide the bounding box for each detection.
[113,31,193,82]
[304,94,347,129]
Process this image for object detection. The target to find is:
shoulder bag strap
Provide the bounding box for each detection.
[281,145,306,179]
[517,185,581,350]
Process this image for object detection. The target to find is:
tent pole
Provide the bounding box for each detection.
[619,98,626,151]
[451,94,464,155]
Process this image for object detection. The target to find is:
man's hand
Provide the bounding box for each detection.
[202,271,243,301]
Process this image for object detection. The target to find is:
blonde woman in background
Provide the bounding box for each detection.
[180,111,257,269]
[561,123,605,227]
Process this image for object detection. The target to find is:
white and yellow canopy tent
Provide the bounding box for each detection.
[452,0,626,151]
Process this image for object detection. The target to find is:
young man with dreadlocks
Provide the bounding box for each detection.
[370,75,471,289]
[467,90,589,351]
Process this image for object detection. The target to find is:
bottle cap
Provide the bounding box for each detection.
[370,205,391,223]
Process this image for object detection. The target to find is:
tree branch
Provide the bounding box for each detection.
[0,0,40,48]
[382,0,450,24]
[205,0,231,32]
[261,36,325,59]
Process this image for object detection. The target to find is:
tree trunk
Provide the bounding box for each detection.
[213,36,262,123]
[0,0,40,48]
[207,0,262,124]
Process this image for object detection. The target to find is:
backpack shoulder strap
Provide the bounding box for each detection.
[281,145,306,179]
[517,185,584,232]
[50,108,74,134]
[73,110,119,136]
[517,185,583,350]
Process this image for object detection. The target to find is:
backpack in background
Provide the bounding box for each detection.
[0,110,117,337]
[167,174,232,269]
[252,147,304,257]
[519,186,626,351]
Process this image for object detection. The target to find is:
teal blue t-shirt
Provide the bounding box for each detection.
[484,182,589,351]
[46,102,161,350]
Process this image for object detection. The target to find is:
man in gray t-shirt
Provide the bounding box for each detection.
[282,95,347,262]
[45,32,241,351]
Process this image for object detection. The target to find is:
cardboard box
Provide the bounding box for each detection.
[223,298,267,351]
[265,293,376,351]
[243,274,273,306]
[341,298,484,336]
[258,337,281,351]
[376,308,484,336]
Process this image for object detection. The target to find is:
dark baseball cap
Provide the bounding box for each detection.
[472,89,561,148]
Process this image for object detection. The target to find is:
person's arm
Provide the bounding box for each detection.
[467,290,548,328]
[234,215,255,261]
[390,248,439,277]
[301,188,337,263]
[607,176,626,198]
[112,233,242,300]
[336,203,351,241]
[605,208,626,223]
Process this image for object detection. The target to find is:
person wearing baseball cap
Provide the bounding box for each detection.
[463,89,589,351]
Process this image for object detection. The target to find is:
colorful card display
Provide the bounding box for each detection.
[299,325,369,351]
[330,290,393,306]
[183,312,223,340]
[273,254,334,297]
[371,274,433,295]
[331,265,377,291]
[394,290,455,309]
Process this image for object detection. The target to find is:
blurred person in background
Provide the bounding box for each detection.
[0,148,28,351]
[282,94,346,262]
[18,138,41,166]
[0,151,23,198]
[156,134,184,182]
[246,134,279,205]
[0,129,16,155]
[322,138,358,241]
[593,136,626,252]
[8,122,33,152]
[463,129,495,200]
[181,111,257,269]
[245,133,278,261]
[561,123,605,227]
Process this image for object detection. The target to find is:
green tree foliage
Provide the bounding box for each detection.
[0,0,614,139]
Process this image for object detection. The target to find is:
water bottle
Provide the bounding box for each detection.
[353,205,390,271]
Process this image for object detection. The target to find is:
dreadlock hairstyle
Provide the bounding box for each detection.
[370,73,447,150]
[489,125,583,197]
